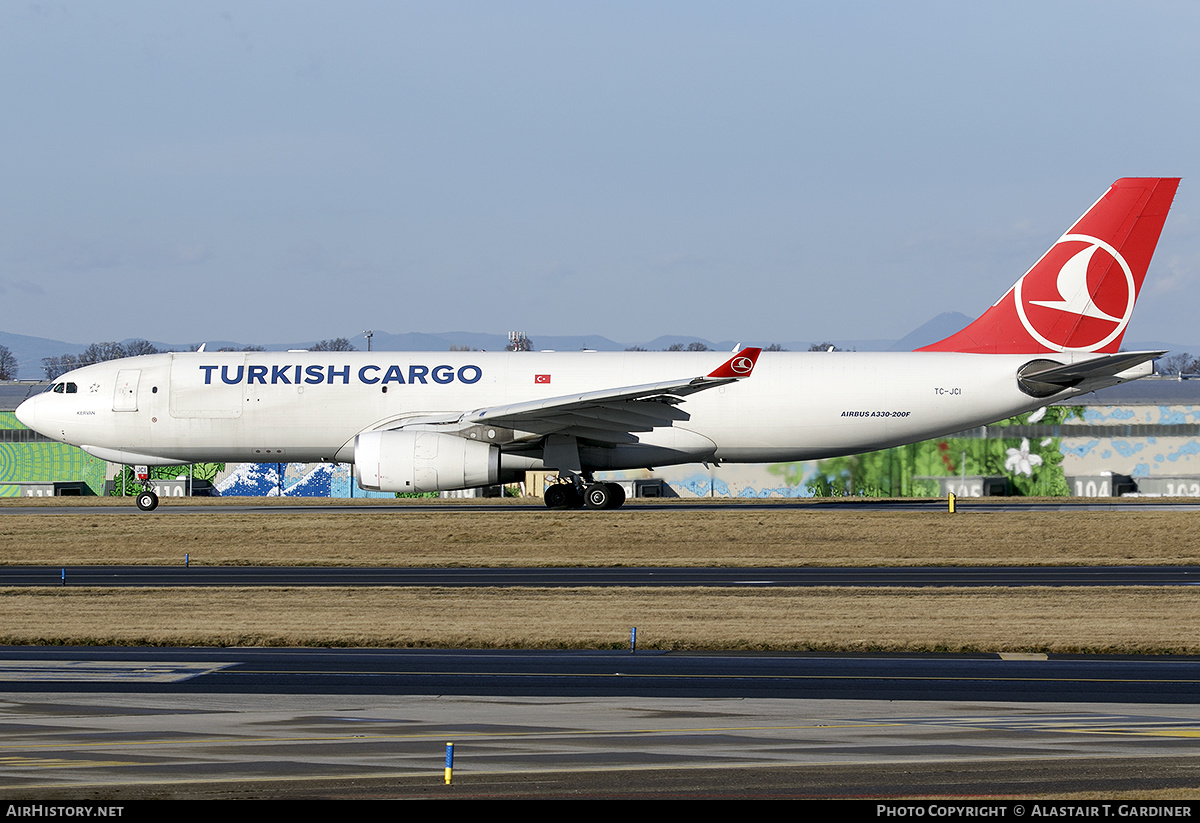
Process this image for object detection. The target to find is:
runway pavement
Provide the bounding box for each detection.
[4,647,1200,798]
[4,498,1199,798]
[5,647,1200,702]
[5,564,1200,586]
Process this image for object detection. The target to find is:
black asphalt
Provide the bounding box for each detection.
[4,564,1199,586]
[5,646,1200,703]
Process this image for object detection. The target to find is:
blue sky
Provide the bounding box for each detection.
[2,1,1198,347]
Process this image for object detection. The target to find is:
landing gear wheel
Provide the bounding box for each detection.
[604,482,626,509]
[135,491,159,512]
[544,484,571,510]
[584,483,612,510]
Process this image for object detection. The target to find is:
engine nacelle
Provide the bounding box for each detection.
[355,430,500,493]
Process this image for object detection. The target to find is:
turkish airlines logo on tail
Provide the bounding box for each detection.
[1014,234,1136,352]
[730,356,755,374]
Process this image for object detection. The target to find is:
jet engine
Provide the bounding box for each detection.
[354,430,500,493]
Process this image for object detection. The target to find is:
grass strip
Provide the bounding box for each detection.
[2,585,1197,653]
[2,509,1199,567]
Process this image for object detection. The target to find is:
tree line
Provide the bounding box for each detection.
[40,340,163,380]
[624,343,828,352]
[1155,352,1200,376]
[36,338,356,381]
[0,345,16,380]
[2,335,845,382]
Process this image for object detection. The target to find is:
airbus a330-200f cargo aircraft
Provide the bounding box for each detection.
[15,178,1180,511]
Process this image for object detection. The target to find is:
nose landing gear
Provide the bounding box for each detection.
[131,465,159,511]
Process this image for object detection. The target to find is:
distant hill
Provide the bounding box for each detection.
[888,312,973,352]
[0,331,87,380]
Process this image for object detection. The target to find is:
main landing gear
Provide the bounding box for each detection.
[544,479,627,510]
[540,438,626,510]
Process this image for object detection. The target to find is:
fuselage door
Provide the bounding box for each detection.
[113,369,140,412]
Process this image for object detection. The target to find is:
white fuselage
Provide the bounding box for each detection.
[17,349,1070,478]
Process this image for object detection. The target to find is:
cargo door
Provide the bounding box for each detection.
[169,354,244,419]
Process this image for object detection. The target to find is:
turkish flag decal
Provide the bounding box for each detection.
[535,374,551,384]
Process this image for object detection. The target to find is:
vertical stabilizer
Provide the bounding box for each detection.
[919,178,1179,354]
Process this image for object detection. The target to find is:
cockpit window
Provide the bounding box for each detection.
[51,383,64,394]
[46,382,78,394]
[66,382,77,393]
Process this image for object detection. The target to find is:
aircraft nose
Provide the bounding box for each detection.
[15,395,44,435]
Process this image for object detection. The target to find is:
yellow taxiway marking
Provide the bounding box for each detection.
[1078,728,1200,739]
[10,716,1200,754]
[0,756,137,769]
[0,722,904,754]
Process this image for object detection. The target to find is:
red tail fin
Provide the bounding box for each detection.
[919,178,1179,354]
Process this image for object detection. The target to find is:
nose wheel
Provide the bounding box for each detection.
[130,464,160,511]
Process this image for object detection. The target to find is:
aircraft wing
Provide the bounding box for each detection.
[1017,350,1165,396]
[407,348,762,444]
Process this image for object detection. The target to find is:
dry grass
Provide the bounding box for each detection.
[3,500,1197,651]
[1,585,1197,652]
[2,505,1199,567]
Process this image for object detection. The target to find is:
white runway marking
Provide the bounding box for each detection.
[0,661,234,682]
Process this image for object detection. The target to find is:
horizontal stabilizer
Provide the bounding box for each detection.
[1017,351,1164,397]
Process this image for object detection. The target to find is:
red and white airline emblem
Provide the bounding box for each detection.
[535,374,551,384]
[730,356,755,374]
[706,347,762,379]
[1014,234,1135,352]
